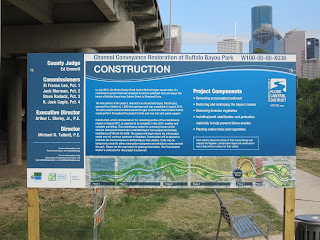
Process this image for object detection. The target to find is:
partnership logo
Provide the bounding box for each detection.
[31,172,42,180]
[48,173,67,181]
[48,173,56,181]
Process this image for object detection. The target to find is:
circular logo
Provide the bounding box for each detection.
[233,169,243,179]
[31,175,35,179]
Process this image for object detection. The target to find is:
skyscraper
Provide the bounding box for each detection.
[217,39,242,53]
[250,24,284,53]
[307,38,319,59]
[284,30,306,77]
[164,25,182,53]
[250,5,283,53]
[251,5,273,37]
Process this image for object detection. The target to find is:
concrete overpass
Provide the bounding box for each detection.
[0,0,166,165]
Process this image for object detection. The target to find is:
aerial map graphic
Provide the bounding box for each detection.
[87,156,295,188]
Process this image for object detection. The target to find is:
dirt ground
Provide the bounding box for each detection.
[0,146,319,216]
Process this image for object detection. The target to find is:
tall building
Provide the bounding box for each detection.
[164,25,182,53]
[302,59,320,79]
[251,5,273,37]
[307,38,319,59]
[250,5,283,53]
[284,30,306,77]
[217,39,242,53]
[249,24,284,53]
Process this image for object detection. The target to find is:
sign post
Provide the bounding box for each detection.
[28,188,40,240]
[284,188,296,240]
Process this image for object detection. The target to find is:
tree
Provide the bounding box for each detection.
[296,78,320,146]
[253,48,268,53]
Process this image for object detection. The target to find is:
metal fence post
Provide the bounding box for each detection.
[93,189,97,240]
[101,188,105,229]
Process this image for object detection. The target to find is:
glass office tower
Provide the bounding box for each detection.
[251,5,272,37]
[307,38,319,59]
[250,5,283,53]
[249,24,284,53]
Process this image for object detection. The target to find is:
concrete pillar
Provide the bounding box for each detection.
[78,48,98,53]
[0,0,2,62]
[7,60,22,165]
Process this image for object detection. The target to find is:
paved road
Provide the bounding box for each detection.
[254,169,320,216]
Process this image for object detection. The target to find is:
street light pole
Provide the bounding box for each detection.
[169,0,172,53]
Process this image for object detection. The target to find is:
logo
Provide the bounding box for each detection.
[268,78,287,103]
[270,78,286,92]
[56,173,67,181]
[34,172,42,180]
[48,173,56,181]
[233,169,243,179]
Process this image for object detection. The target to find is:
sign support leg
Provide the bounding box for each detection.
[283,188,295,240]
[28,188,40,240]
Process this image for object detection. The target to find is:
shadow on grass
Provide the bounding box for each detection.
[165,228,213,240]
[0,188,282,239]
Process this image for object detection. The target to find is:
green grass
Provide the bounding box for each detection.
[0,189,282,240]
[0,181,21,191]
[297,159,320,177]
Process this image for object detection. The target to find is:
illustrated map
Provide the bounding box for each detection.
[87,156,295,188]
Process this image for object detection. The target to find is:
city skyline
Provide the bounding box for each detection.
[158,0,320,53]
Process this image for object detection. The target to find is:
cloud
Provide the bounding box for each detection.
[182,32,251,45]
[182,32,251,53]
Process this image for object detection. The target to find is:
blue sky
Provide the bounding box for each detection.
[158,0,320,53]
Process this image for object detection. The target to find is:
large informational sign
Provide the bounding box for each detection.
[27,53,296,188]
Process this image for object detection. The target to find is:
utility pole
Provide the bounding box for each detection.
[234,17,237,40]
[169,0,172,53]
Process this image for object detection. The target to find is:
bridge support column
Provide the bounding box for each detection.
[7,60,22,165]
